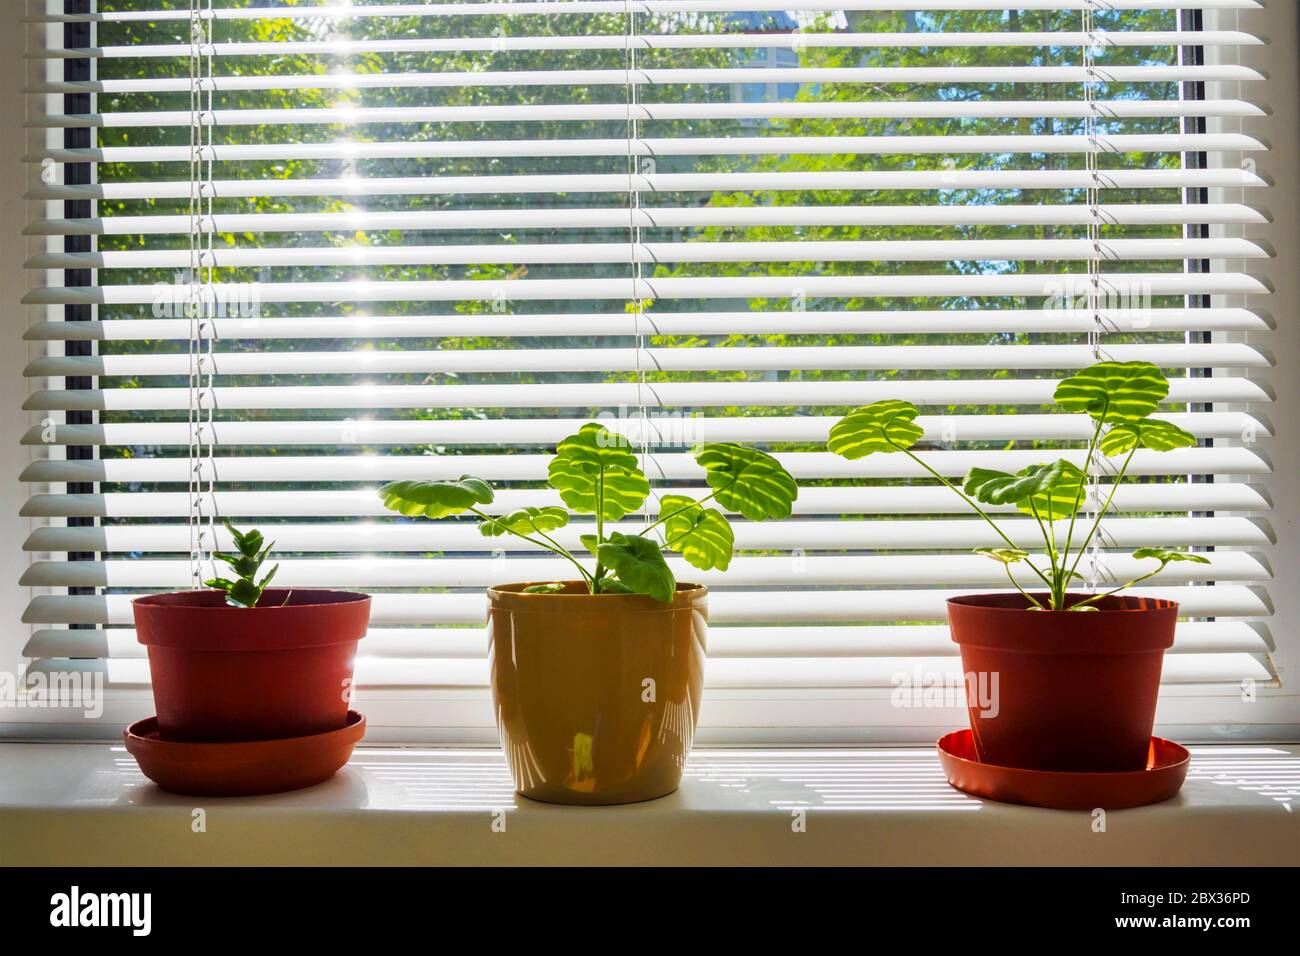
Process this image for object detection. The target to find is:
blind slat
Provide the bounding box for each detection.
[21,586,1274,628]
[24,517,1271,556]
[24,343,1269,378]
[28,237,1269,271]
[21,653,1277,690]
[27,2,1267,24]
[30,30,1266,57]
[24,310,1272,342]
[25,202,1270,236]
[22,273,1272,307]
[22,620,1272,661]
[21,485,1271,520]
[22,376,1270,412]
[26,135,1272,165]
[26,167,1269,201]
[20,551,1266,589]
[27,64,1266,95]
[21,411,1266,448]
[18,447,1270,484]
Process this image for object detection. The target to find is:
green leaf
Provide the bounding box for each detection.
[828,400,924,458]
[1099,418,1197,457]
[596,532,676,603]
[1053,361,1169,423]
[973,547,1029,565]
[225,577,262,609]
[594,578,633,594]
[965,468,1049,507]
[1132,547,1211,566]
[228,524,263,558]
[523,582,565,594]
[257,563,279,590]
[378,476,494,519]
[215,550,262,579]
[578,533,601,558]
[965,460,1087,521]
[547,423,649,520]
[660,494,734,572]
[479,506,569,538]
[695,442,798,521]
[203,577,236,591]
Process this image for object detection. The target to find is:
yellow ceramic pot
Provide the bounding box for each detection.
[486,581,707,805]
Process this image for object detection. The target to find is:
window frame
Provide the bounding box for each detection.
[1,0,1296,744]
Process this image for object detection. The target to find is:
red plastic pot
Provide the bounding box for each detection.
[133,589,370,743]
[947,592,1177,773]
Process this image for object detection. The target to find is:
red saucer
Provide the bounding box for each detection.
[937,728,1189,810]
[125,710,365,797]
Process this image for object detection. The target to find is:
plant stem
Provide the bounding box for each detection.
[1059,416,1105,586]
[1005,562,1045,610]
[469,508,595,588]
[1026,498,1060,608]
[1064,447,1136,586]
[639,488,722,538]
[1067,561,1167,610]
[899,447,1054,590]
[593,469,606,587]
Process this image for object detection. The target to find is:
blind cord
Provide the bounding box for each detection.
[187,0,217,590]
[1082,0,1107,595]
[624,1,653,523]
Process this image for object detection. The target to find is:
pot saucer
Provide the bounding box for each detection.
[937,728,1189,810]
[125,710,366,797]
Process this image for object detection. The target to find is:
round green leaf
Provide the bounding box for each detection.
[1099,419,1197,457]
[1132,547,1211,565]
[1019,461,1087,522]
[974,547,1029,565]
[547,422,650,520]
[695,442,797,521]
[378,476,494,519]
[965,460,1087,521]
[480,506,569,538]
[553,422,640,472]
[660,493,734,572]
[1053,361,1169,423]
[597,532,676,603]
[828,400,924,459]
[965,467,1049,507]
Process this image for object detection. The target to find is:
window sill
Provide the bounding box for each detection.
[1,743,1297,866]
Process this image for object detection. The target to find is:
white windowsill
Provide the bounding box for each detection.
[1,743,1297,866]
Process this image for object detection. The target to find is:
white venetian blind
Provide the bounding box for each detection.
[20,0,1276,736]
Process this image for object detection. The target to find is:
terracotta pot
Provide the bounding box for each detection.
[133,589,371,743]
[947,592,1177,773]
[487,581,707,805]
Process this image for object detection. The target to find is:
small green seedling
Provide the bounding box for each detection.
[204,520,283,608]
[829,361,1211,611]
[378,422,798,603]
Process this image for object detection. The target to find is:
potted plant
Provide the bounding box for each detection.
[829,361,1210,772]
[379,422,798,804]
[132,521,371,743]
